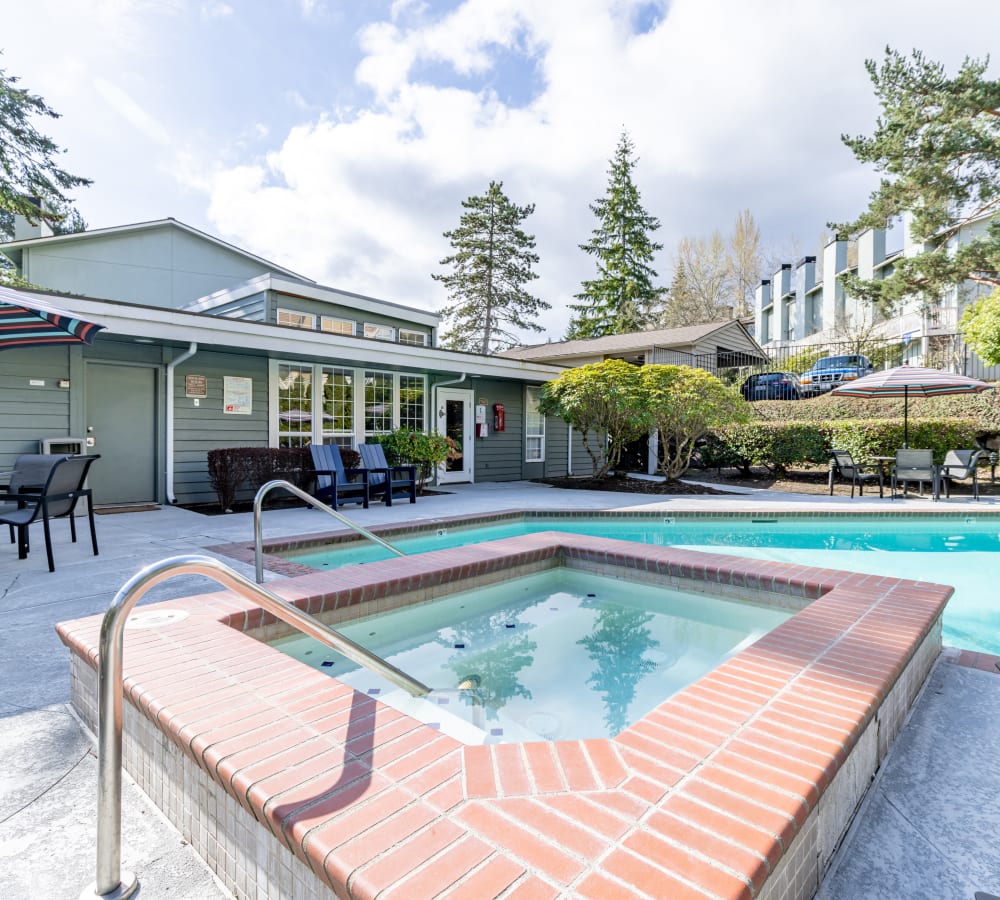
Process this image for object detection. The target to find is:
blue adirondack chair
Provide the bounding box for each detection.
[309,444,369,509]
[358,443,417,507]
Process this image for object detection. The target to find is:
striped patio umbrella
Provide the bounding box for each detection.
[832,364,994,447]
[0,286,105,350]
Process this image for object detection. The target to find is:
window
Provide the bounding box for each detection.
[271,362,426,448]
[319,367,354,445]
[364,371,394,436]
[276,364,313,447]
[277,308,315,330]
[399,329,428,347]
[320,316,355,336]
[525,386,545,462]
[364,322,396,341]
[399,375,425,431]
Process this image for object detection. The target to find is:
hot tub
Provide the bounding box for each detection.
[57,531,950,899]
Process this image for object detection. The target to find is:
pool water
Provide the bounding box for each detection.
[283,516,1000,655]
[271,568,791,744]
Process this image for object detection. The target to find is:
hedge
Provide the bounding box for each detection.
[706,418,982,474]
[206,446,345,511]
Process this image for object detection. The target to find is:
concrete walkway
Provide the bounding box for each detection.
[0,480,997,898]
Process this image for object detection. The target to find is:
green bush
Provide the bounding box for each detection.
[707,417,982,473]
[369,429,449,489]
[715,422,829,474]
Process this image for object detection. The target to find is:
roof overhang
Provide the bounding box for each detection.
[13,289,559,382]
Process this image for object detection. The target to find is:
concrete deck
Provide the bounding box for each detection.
[1,480,999,898]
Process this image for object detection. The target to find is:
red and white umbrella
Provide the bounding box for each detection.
[832,364,994,447]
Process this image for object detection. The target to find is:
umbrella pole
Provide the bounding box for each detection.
[903,385,909,449]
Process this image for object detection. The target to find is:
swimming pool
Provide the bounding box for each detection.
[276,513,1000,655]
[271,567,791,744]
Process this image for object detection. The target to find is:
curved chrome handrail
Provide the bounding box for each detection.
[88,554,429,898]
[253,479,405,584]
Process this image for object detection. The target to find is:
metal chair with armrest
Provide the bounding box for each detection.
[891,449,938,500]
[938,449,986,501]
[828,449,883,498]
[0,454,100,571]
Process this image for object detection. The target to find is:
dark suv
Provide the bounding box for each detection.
[799,355,874,397]
[740,372,803,401]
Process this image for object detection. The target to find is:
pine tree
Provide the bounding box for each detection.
[834,47,1000,312]
[0,57,91,235]
[433,181,547,354]
[566,131,663,339]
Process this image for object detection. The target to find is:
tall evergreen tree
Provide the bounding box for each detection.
[834,47,1000,312]
[433,180,547,354]
[0,57,90,285]
[566,131,663,339]
[0,57,90,235]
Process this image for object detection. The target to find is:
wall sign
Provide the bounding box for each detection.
[185,374,208,398]
[223,376,252,414]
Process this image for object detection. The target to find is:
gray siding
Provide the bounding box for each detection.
[23,225,276,308]
[207,292,268,320]
[469,380,524,482]
[172,352,271,505]
[268,292,432,339]
[0,346,72,467]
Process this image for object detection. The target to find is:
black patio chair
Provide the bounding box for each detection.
[938,449,986,501]
[828,449,883,498]
[0,454,100,571]
[0,454,73,543]
[358,443,417,507]
[308,443,369,510]
[891,449,938,500]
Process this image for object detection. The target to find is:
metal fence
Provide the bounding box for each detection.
[651,334,1000,388]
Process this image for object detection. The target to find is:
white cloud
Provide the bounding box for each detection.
[200,0,233,19]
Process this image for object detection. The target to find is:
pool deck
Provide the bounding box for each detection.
[2,480,1000,898]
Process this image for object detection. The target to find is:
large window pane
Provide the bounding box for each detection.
[364,371,394,436]
[399,375,425,432]
[277,364,313,447]
[525,386,545,462]
[320,367,354,445]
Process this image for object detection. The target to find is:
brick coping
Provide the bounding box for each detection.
[57,534,951,898]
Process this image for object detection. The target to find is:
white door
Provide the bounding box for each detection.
[437,388,474,483]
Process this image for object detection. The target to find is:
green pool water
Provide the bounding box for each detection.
[282,515,1000,654]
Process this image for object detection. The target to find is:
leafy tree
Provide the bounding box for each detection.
[834,47,1000,313]
[661,210,763,327]
[641,365,750,479]
[539,359,650,478]
[0,58,90,234]
[566,131,663,338]
[434,180,546,354]
[960,288,1000,364]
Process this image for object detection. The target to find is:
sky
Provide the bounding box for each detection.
[4,0,1000,342]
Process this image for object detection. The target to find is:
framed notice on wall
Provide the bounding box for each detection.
[185,374,208,398]
[223,376,252,415]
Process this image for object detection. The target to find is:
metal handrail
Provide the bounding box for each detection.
[86,554,429,899]
[253,479,405,584]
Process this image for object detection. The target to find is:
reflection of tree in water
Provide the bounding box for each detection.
[578,605,659,736]
[439,609,536,721]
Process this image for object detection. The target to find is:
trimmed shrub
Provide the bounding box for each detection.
[715,422,829,474]
[368,430,449,490]
[206,446,312,510]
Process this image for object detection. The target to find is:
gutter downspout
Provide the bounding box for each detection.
[165,342,198,504]
[567,424,573,476]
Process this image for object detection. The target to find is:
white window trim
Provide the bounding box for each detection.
[277,308,316,329]
[525,385,545,463]
[320,315,355,336]
[270,360,426,447]
[364,322,397,341]
[398,328,428,346]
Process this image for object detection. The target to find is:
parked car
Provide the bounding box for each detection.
[739,371,803,401]
[798,354,874,397]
